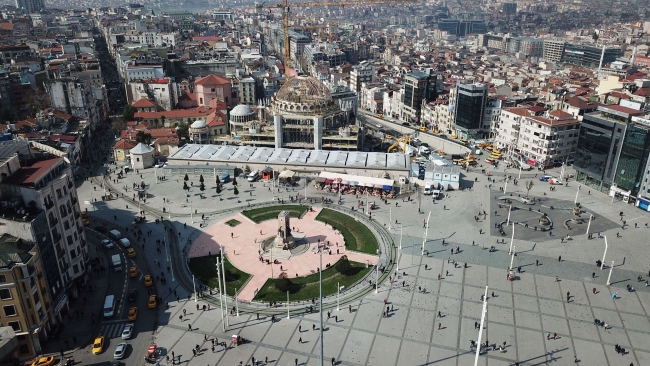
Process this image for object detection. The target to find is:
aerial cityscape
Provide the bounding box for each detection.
[1,0,650,365]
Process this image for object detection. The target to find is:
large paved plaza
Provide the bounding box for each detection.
[77,158,650,366]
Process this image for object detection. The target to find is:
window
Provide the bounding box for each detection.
[18,345,29,355]
[3,305,17,317]
[73,265,79,274]
[7,321,20,332]
[0,275,6,283]
[70,250,76,259]
[0,289,11,300]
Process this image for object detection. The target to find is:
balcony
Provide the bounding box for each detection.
[49,218,59,228]
[44,201,54,210]
[60,262,69,273]
[53,233,62,243]
[71,196,77,205]
[74,211,80,220]
[77,226,83,235]
[80,240,87,249]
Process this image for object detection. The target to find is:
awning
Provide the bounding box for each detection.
[340,180,349,185]
[325,179,334,184]
[365,183,374,187]
[315,177,326,183]
[348,181,358,186]
[278,170,296,179]
[383,185,392,190]
[374,184,384,188]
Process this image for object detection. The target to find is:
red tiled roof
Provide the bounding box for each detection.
[193,36,221,42]
[195,74,230,86]
[134,107,211,120]
[549,110,573,119]
[114,139,138,150]
[601,104,644,115]
[132,99,157,108]
[155,137,179,146]
[633,87,650,97]
[178,92,196,101]
[11,158,62,186]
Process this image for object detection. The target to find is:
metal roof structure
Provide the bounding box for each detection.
[168,144,409,171]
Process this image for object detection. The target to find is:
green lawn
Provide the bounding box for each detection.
[242,205,309,223]
[253,260,371,302]
[315,208,378,254]
[188,255,251,296]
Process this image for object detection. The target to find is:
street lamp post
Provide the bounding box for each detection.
[575,187,579,204]
[504,180,508,195]
[287,290,290,319]
[235,288,239,316]
[509,246,516,270]
[397,226,402,273]
[193,274,197,302]
[606,260,614,286]
[336,282,340,311]
[319,241,324,366]
[509,223,515,255]
[506,204,512,226]
[375,263,379,294]
[216,259,225,331]
[518,166,521,180]
[586,214,593,238]
[421,211,431,255]
[601,236,608,270]
[221,247,229,326]
[389,207,392,230]
[474,286,489,366]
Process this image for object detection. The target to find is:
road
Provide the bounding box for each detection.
[76,224,160,365]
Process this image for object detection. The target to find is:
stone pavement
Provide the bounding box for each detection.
[73,153,650,365]
[189,207,379,301]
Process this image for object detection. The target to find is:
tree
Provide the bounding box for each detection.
[153,118,159,128]
[275,272,293,292]
[592,31,599,42]
[335,255,352,275]
[525,180,534,198]
[200,182,205,193]
[123,105,137,120]
[216,183,222,195]
[215,175,221,186]
[233,186,239,196]
[199,174,204,184]
[160,115,166,127]
[183,181,189,191]
[184,174,189,182]
[24,88,51,117]
[232,177,238,187]
[135,131,152,144]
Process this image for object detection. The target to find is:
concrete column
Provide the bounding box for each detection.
[314,116,324,150]
[274,115,283,148]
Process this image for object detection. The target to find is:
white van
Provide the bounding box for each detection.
[247,170,259,182]
[423,182,433,195]
[103,295,115,318]
[432,190,441,199]
[119,238,131,248]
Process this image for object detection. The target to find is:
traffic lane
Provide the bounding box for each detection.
[85,230,159,363]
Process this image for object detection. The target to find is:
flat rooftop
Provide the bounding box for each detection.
[168,145,410,171]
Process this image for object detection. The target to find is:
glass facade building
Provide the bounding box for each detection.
[614,123,650,195]
[454,82,488,136]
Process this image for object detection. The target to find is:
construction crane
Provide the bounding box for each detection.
[256,0,419,74]
[387,135,410,154]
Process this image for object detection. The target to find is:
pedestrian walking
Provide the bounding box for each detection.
[188,324,192,330]
[553,333,557,340]
[438,322,441,330]
[295,358,298,366]
[536,259,539,266]
[299,337,302,343]
[474,321,478,329]
[547,332,550,340]
[558,256,561,262]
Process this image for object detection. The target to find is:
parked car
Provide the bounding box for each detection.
[92,336,105,355]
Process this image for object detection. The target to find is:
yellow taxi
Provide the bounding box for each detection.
[129,266,138,278]
[31,356,55,366]
[144,275,153,287]
[127,248,136,258]
[127,307,138,321]
[82,220,90,226]
[92,336,105,354]
[419,126,427,132]
[385,134,393,140]
[148,295,157,308]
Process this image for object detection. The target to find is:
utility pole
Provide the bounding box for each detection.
[319,241,324,366]
[474,286,489,366]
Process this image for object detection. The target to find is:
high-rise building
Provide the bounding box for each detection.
[401,70,439,123]
[44,78,104,129]
[574,105,646,195]
[15,0,44,13]
[502,2,517,14]
[562,44,622,68]
[543,39,566,62]
[453,81,488,139]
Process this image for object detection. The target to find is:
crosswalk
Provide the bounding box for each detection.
[99,321,128,338]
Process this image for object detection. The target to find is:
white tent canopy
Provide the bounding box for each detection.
[278,170,296,180]
[318,172,393,188]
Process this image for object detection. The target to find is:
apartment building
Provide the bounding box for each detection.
[0,233,52,359]
[349,62,375,93]
[237,77,256,105]
[44,78,104,128]
[542,39,566,62]
[453,81,488,139]
[496,107,579,168]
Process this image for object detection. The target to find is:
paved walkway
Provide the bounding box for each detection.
[189,207,378,301]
